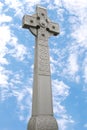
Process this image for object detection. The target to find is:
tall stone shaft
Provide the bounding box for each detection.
[22,6,60,130]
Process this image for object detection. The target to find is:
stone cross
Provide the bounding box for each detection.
[22,6,59,130]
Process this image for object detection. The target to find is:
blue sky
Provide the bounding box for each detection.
[0,0,87,130]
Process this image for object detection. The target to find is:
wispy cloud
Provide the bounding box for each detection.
[67,53,79,76]
[84,123,87,128]
[0,0,32,110]
[58,117,74,130]
[82,57,87,83]
[52,79,74,130]
[0,14,12,23]
[49,0,87,85]
[0,2,4,12]
[4,0,23,17]
[52,80,69,99]
[0,66,10,87]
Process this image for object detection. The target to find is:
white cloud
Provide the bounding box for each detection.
[0,14,12,24]
[13,91,24,102]
[84,66,87,83]
[50,63,56,74]
[50,56,57,74]
[4,0,41,17]
[75,75,80,83]
[48,0,87,85]
[0,25,29,104]
[54,0,62,6]
[82,57,87,83]
[52,80,69,98]
[9,43,28,61]
[25,0,40,4]
[0,54,8,65]
[10,73,23,85]
[0,25,11,46]
[84,123,87,128]
[62,0,87,15]
[5,0,23,17]
[54,102,66,115]
[0,2,4,12]
[52,80,70,117]
[0,6,32,120]
[0,66,12,101]
[52,79,74,130]
[0,25,10,65]
[53,99,74,130]
[19,115,25,121]
[62,0,87,48]
[0,24,28,62]
[14,86,32,121]
[71,23,87,48]
[53,102,74,130]
[0,66,11,87]
[0,68,9,86]
[68,53,79,76]
[50,47,79,82]
[58,117,74,130]
[83,86,87,93]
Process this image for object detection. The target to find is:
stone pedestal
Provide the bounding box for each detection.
[28,116,58,130]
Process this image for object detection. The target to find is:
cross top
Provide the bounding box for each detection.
[22,6,59,38]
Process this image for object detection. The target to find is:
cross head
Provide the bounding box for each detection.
[22,6,60,39]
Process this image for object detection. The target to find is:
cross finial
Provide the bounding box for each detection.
[22,6,60,37]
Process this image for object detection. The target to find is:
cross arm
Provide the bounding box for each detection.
[36,6,47,19]
[47,22,60,36]
[22,15,37,29]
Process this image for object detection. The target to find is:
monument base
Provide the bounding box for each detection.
[27,116,58,130]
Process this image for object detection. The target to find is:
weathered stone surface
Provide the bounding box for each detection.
[28,116,58,130]
[22,6,59,130]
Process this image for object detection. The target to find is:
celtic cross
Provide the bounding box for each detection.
[22,6,59,130]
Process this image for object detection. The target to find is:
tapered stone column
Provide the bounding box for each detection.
[22,6,60,130]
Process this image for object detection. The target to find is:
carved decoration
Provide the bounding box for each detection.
[38,44,50,75]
